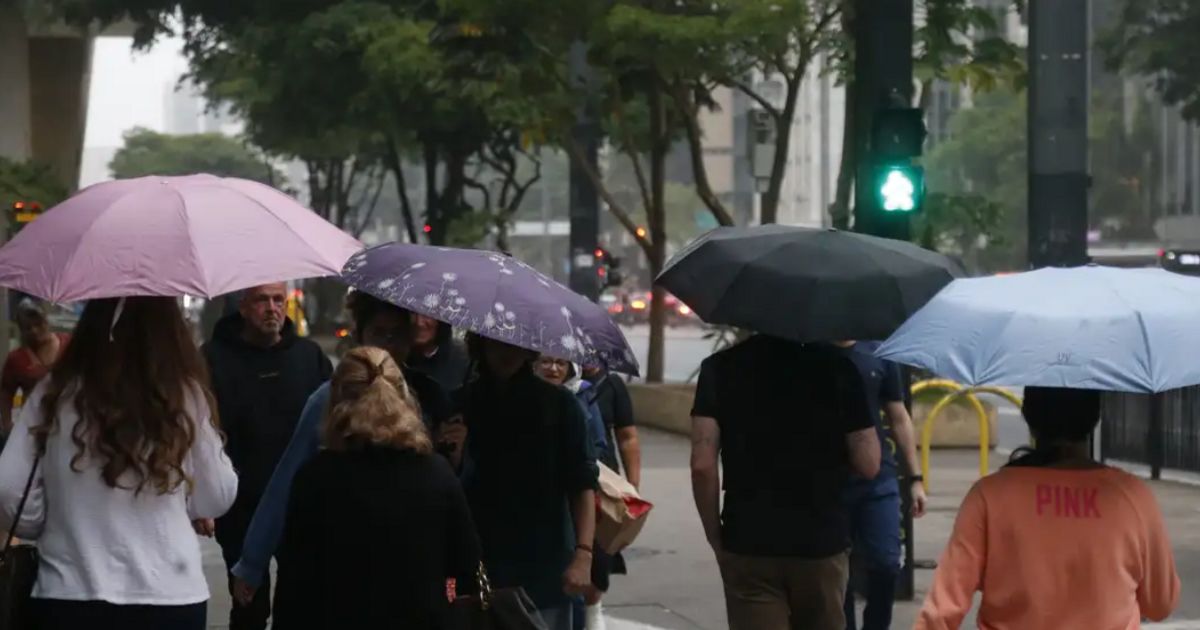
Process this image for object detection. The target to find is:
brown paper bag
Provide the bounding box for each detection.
[594,463,653,555]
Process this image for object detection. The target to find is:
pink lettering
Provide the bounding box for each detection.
[1064,487,1081,517]
[1054,485,1062,516]
[1082,488,1100,518]
[1036,484,1052,515]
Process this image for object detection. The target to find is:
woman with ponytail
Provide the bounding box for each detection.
[272,347,479,629]
[916,386,1180,629]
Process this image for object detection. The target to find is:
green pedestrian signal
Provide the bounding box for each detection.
[874,165,924,213]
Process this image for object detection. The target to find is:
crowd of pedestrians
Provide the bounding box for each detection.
[0,283,1183,630]
[0,286,643,630]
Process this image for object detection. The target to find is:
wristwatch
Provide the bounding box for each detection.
[908,474,925,484]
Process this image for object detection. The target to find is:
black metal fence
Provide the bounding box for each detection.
[1102,388,1200,476]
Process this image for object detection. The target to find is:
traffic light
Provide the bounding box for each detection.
[865,104,928,218]
[594,247,623,289]
[10,201,43,225]
[873,165,925,213]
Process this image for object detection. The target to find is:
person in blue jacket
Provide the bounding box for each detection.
[534,356,607,456]
[227,291,452,623]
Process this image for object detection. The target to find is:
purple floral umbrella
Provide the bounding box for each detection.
[341,243,639,375]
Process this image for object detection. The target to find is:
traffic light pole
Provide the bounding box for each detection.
[851,0,918,601]
[1027,0,1089,268]
[852,0,915,243]
[568,41,601,302]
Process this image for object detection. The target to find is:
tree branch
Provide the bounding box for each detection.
[564,135,652,256]
[730,77,783,121]
[669,80,735,226]
[612,80,655,216]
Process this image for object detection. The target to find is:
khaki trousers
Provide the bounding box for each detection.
[718,550,850,630]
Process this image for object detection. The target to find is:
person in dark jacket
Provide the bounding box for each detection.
[202,282,332,630]
[444,335,598,630]
[408,313,472,391]
[228,290,453,619]
[274,346,480,629]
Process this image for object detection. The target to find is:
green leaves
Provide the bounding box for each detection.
[1099,0,1200,121]
[108,127,284,184]
[0,158,69,211]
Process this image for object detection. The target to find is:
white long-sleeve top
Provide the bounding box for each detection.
[0,381,237,605]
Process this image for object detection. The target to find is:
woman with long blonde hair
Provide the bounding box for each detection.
[0,297,237,629]
[272,346,480,629]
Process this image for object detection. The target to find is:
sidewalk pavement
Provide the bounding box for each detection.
[201,429,1200,628]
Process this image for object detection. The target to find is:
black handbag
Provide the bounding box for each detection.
[447,562,549,630]
[0,458,40,630]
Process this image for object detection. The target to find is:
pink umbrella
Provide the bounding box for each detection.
[0,174,363,302]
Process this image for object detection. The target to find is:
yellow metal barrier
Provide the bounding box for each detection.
[913,380,1023,488]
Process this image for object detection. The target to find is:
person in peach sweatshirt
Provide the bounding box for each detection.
[916,386,1180,630]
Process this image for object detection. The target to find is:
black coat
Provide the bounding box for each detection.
[203,314,332,531]
[273,447,481,630]
[409,325,472,392]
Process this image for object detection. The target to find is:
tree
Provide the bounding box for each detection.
[1099,0,1200,122]
[108,127,284,184]
[0,158,69,212]
[919,87,1025,269]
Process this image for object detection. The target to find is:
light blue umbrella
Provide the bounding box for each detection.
[876,265,1200,393]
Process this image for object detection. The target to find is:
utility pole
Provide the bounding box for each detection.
[1028,0,1090,269]
[568,41,601,301]
[851,0,919,601]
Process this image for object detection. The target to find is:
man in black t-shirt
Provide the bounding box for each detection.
[690,335,880,630]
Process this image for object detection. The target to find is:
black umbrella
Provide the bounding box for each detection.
[656,225,964,342]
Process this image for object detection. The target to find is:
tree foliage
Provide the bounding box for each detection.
[108,127,283,184]
[0,157,69,211]
[1099,0,1200,122]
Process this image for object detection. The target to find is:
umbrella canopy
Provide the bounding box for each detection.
[656,225,963,342]
[0,174,363,302]
[876,266,1200,393]
[341,243,639,375]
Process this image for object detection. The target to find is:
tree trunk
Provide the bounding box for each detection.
[761,76,803,225]
[831,74,856,230]
[423,141,438,243]
[386,139,419,243]
[437,148,469,246]
[646,85,668,383]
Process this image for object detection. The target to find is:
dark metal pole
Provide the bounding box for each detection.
[852,0,914,243]
[852,0,916,601]
[568,41,601,301]
[1149,393,1164,480]
[1027,0,1090,269]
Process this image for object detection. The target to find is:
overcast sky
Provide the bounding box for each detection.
[84,36,186,148]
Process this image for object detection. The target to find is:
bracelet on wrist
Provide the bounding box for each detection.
[575,544,593,554]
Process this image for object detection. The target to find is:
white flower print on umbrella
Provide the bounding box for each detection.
[340,243,639,374]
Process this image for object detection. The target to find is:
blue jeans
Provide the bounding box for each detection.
[842,475,902,630]
[539,604,574,630]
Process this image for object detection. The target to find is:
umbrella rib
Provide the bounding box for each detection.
[173,186,211,297]
[52,195,132,303]
[705,238,797,329]
[1101,271,1156,391]
[219,186,350,272]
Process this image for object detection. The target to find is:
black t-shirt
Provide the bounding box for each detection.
[584,372,635,472]
[832,341,904,478]
[691,335,874,558]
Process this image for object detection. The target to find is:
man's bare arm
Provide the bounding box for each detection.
[616,426,642,488]
[690,416,722,552]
